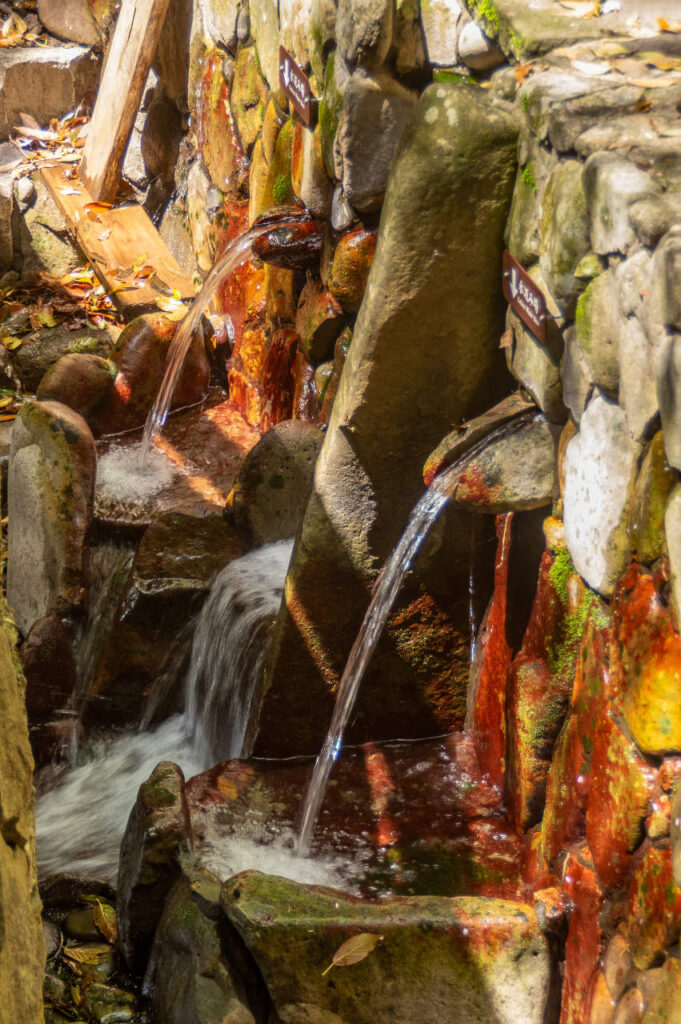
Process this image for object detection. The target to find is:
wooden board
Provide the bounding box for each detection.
[80,0,171,202]
[40,164,196,318]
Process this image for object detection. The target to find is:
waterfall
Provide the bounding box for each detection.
[297,463,461,856]
[36,541,293,881]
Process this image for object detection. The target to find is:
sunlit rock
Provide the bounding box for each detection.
[37,353,115,427]
[539,159,590,317]
[11,323,115,394]
[248,0,280,92]
[584,152,660,257]
[227,420,323,547]
[37,0,102,45]
[563,392,637,596]
[559,849,605,1024]
[336,0,393,70]
[291,121,333,219]
[8,400,96,636]
[574,269,619,397]
[630,432,675,566]
[623,843,681,970]
[324,226,376,313]
[295,277,346,362]
[420,0,462,67]
[0,46,100,140]
[504,268,566,423]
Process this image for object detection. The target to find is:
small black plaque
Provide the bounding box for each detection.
[279,46,312,126]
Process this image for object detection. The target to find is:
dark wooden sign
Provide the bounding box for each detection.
[502,250,546,344]
[279,46,313,126]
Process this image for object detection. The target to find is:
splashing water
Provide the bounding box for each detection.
[297,462,462,856]
[36,542,293,882]
[185,540,294,765]
[140,209,322,463]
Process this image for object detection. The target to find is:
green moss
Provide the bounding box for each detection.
[433,70,476,84]
[469,0,500,30]
[521,93,530,112]
[521,164,537,191]
[548,587,607,681]
[549,549,573,606]
[272,173,292,204]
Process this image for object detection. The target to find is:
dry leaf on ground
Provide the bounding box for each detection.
[322,933,384,976]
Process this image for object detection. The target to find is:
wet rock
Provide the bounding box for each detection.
[603,934,632,1003]
[561,325,593,424]
[8,400,96,636]
[291,121,333,219]
[458,19,505,71]
[468,514,513,790]
[93,313,210,435]
[324,227,376,313]
[505,133,556,267]
[64,906,102,942]
[505,551,569,832]
[336,71,418,213]
[148,877,256,1024]
[258,327,298,431]
[0,596,45,1020]
[13,174,83,284]
[319,51,351,181]
[21,613,76,720]
[295,278,346,362]
[539,160,590,317]
[160,195,199,281]
[248,0,280,92]
[420,0,462,66]
[0,46,100,140]
[230,43,268,158]
[615,564,681,757]
[504,267,566,423]
[37,353,115,426]
[253,116,296,220]
[424,392,536,487]
[447,414,560,513]
[195,50,248,197]
[12,324,115,394]
[37,0,102,45]
[81,983,136,1024]
[43,920,62,958]
[118,761,192,975]
[585,713,656,891]
[574,269,619,397]
[630,432,675,566]
[187,160,217,274]
[228,420,323,547]
[584,153,660,257]
[336,0,393,70]
[559,849,605,1024]
[623,844,681,969]
[222,872,550,1024]
[637,958,681,1024]
[563,393,637,597]
[259,82,517,756]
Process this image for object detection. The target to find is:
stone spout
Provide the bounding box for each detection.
[250,206,324,269]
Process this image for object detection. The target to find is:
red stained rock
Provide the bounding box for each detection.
[586,712,656,891]
[541,620,613,868]
[623,842,681,968]
[195,50,249,196]
[326,227,377,313]
[613,564,681,756]
[227,366,265,428]
[470,513,513,791]
[294,277,346,363]
[589,971,615,1024]
[232,323,270,380]
[505,551,569,832]
[560,848,605,1024]
[259,328,298,432]
[93,314,210,435]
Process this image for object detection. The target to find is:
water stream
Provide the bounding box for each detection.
[36,541,293,881]
[296,461,461,856]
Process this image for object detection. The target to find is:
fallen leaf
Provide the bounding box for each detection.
[514,63,533,83]
[628,74,681,88]
[0,397,13,409]
[63,944,112,965]
[85,201,114,216]
[93,900,118,944]
[0,414,16,421]
[559,0,599,16]
[499,328,514,349]
[638,51,681,71]
[19,112,40,129]
[572,59,612,76]
[322,934,383,976]
[3,337,22,351]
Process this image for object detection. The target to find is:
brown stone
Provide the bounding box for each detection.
[623,843,681,969]
[21,613,76,720]
[326,226,377,312]
[93,313,210,435]
[590,971,615,1024]
[36,352,114,428]
[259,327,298,432]
[294,277,346,363]
[603,933,633,1003]
[291,349,319,421]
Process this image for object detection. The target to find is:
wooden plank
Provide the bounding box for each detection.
[40,164,196,318]
[80,0,171,202]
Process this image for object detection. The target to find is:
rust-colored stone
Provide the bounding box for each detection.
[589,971,615,1024]
[195,50,249,196]
[560,848,605,1024]
[259,328,298,433]
[295,277,346,363]
[326,227,377,313]
[623,842,681,969]
[613,564,681,756]
[586,712,656,891]
[470,513,513,791]
[292,349,319,422]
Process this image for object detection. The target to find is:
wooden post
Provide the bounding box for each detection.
[80,0,171,203]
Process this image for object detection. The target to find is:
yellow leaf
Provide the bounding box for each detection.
[71,983,82,1007]
[322,933,383,976]
[658,16,670,29]
[93,900,118,944]
[63,943,112,965]
[628,74,681,88]
[638,52,681,71]
[3,337,22,351]
[0,397,13,409]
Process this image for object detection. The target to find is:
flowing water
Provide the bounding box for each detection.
[36,541,293,882]
[297,461,462,856]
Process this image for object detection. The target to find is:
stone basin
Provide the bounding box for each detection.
[94,391,260,527]
[186,732,525,901]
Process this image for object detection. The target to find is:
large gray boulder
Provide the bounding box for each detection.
[7,401,96,637]
[256,82,517,757]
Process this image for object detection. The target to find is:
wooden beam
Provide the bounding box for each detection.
[40,164,196,319]
[80,0,171,202]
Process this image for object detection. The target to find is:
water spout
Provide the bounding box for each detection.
[140,208,322,463]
